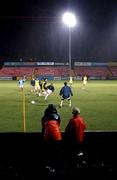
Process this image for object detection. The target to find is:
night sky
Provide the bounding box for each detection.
[0,0,117,60]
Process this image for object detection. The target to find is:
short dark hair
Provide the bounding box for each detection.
[64,82,67,86]
[47,104,57,114]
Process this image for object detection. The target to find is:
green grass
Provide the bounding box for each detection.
[0,80,117,132]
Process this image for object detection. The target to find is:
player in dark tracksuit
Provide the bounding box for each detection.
[47,84,55,93]
[59,81,73,107]
[44,83,55,102]
[30,78,35,93]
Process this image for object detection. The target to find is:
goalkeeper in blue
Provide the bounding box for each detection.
[59,82,73,108]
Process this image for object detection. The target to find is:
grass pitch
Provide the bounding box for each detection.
[0,80,117,132]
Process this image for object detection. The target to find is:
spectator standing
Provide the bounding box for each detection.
[65,107,86,144]
[65,107,87,167]
[41,104,62,171]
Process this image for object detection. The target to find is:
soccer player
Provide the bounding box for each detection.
[82,75,88,89]
[40,78,48,97]
[35,77,41,96]
[18,77,25,90]
[41,78,48,92]
[69,76,73,86]
[44,83,55,102]
[30,77,35,93]
[59,81,73,108]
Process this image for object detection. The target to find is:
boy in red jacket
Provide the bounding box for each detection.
[65,107,87,167]
[65,107,86,144]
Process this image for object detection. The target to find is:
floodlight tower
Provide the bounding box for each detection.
[62,12,76,80]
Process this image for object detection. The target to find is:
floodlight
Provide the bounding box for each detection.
[62,12,76,28]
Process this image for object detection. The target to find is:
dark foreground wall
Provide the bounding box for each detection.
[0,132,117,179]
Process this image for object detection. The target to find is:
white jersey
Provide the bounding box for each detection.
[19,79,25,88]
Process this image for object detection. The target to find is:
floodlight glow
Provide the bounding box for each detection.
[62,12,76,28]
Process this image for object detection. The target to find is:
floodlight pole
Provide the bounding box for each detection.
[68,26,71,77]
[62,12,76,80]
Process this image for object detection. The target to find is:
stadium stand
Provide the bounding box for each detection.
[109,67,117,76]
[0,56,117,80]
[1,62,117,80]
[74,66,108,77]
[0,67,34,77]
[0,66,69,78]
[33,67,69,76]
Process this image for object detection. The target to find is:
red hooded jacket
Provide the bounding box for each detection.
[65,115,86,143]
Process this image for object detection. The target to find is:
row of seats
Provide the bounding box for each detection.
[109,67,117,76]
[0,66,117,77]
[0,67,33,77]
[33,67,69,76]
[0,67,69,77]
[74,66,110,77]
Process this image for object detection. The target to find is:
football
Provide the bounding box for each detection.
[31,100,35,104]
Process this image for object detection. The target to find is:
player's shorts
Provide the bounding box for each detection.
[83,81,87,85]
[46,89,52,95]
[35,85,40,90]
[61,96,71,101]
[19,85,24,88]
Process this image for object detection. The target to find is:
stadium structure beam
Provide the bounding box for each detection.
[62,12,76,78]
